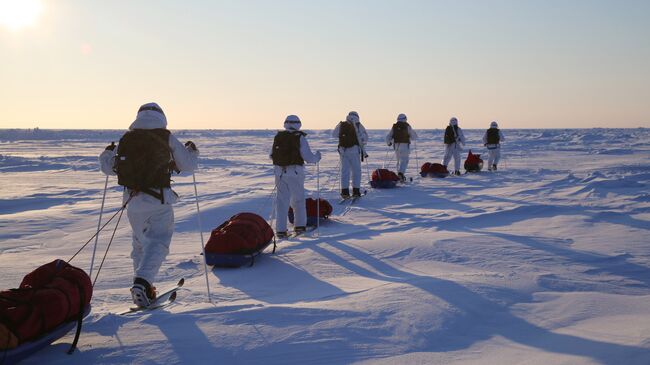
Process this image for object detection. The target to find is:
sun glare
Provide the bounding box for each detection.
[0,0,43,31]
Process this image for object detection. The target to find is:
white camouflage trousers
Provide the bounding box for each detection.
[487,145,501,167]
[393,143,411,174]
[127,196,174,285]
[339,146,362,189]
[442,143,462,171]
[274,165,306,233]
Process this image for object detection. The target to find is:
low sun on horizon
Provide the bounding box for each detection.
[0,0,43,31]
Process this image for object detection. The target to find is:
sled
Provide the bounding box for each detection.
[420,162,449,178]
[420,171,449,178]
[464,150,483,173]
[205,239,276,268]
[370,180,398,189]
[370,169,399,189]
[1,305,91,365]
[288,198,333,227]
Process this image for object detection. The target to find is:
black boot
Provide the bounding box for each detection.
[352,188,362,197]
[131,277,157,307]
[492,164,497,171]
[398,172,406,182]
[341,188,350,198]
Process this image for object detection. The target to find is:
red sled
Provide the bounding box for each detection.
[464,150,483,172]
[420,162,449,178]
[204,212,276,268]
[370,169,399,188]
[0,259,93,364]
[288,198,332,226]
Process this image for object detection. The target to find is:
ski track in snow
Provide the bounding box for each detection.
[1,128,649,365]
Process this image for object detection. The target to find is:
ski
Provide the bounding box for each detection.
[338,197,352,205]
[277,226,318,240]
[118,278,185,315]
[350,190,367,204]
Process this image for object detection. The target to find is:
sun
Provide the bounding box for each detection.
[0,0,43,31]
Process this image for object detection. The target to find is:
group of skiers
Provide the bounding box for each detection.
[99,102,505,307]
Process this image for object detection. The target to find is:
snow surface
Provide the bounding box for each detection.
[1,128,649,365]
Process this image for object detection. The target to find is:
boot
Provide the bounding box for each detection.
[340,188,350,198]
[294,226,306,234]
[492,164,497,171]
[276,230,288,239]
[398,172,406,182]
[131,277,157,307]
[352,188,362,197]
[454,170,461,176]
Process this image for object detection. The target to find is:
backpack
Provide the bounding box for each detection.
[271,131,305,166]
[114,129,174,200]
[338,122,359,148]
[486,128,500,144]
[392,122,410,144]
[464,150,484,172]
[0,260,92,351]
[288,198,333,226]
[204,213,275,267]
[444,125,459,144]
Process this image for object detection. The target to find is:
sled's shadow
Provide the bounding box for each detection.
[212,253,346,305]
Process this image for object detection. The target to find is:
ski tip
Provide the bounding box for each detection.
[177,278,185,287]
[169,291,178,302]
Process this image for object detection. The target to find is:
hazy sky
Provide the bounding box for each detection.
[1,0,649,129]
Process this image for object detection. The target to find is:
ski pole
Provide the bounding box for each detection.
[382,146,390,169]
[192,172,212,303]
[89,173,109,278]
[363,147,371,185]
[414,139,420,178]
[316,161,320,238]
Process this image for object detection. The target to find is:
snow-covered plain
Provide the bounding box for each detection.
[1,128,649,365]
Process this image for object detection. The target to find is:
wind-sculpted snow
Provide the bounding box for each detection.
[0,128,649,365]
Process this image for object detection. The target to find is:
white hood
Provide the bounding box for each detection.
[129,102,168,130]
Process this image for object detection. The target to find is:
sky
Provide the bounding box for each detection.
[1,0,649,130]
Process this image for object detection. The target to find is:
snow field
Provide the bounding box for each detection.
[0,128,649,364]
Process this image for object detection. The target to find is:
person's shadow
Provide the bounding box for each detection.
[306,238,650,364]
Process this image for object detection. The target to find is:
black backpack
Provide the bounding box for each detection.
[338,122,359,148]
[114,129,174,201]
[444,125,458,144]
[486,128,500,144]
[271,131,305,166]
[392,122,410,144]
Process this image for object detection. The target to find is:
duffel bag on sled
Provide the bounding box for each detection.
[0,259,92,364]
[464,150,483,173]
[420,162,449,178]
[370,169,399,188]
[289,198,332,226]
[204,212,276,268]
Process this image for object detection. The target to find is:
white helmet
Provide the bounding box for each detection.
[284,114,302,130]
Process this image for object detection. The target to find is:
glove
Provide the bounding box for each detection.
[105,142,116,151]
[315,151,322,162]
[185,141,197,151]
[388,142,393,147]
